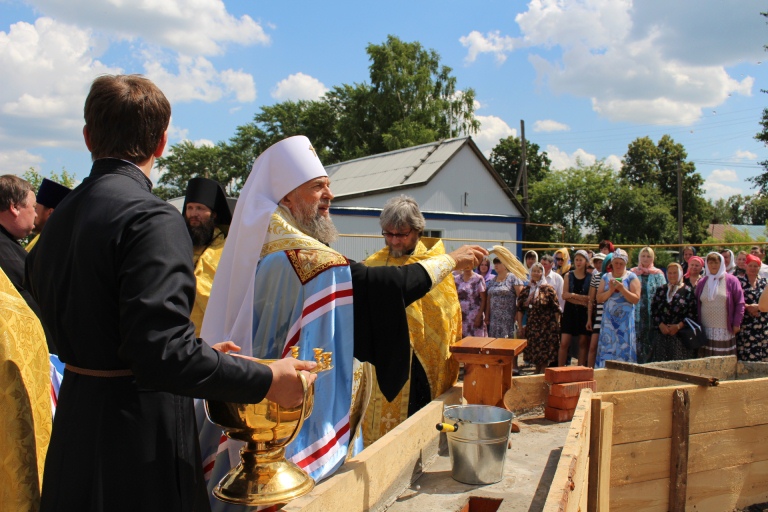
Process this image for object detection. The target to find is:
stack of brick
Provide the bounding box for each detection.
[543,366,596,422]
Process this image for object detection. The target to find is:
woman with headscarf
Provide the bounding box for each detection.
[596,249,641,368]
[720,249,737,275]
[516,263,561,374]
[558,250,591,366]
[554,248,571,277]
[650,262,698,361]
[477,258,495,284]
[694,252,744,357]
[586,252,608,367]
[630,247,667,363]
[736,254,768,361]
[524,250,539,279]
[454,267,487,338]
[684,255,704,288]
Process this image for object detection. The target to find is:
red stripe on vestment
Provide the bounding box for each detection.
[295,421,350,468]
[281,288,354,357]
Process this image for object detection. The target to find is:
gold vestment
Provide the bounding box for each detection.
[191,228,226,338]
[0,267,52,511]
[362,238,461,446]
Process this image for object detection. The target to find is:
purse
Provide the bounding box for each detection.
[677,318,707,350]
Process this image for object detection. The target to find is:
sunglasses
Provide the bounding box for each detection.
[382,229,412,240]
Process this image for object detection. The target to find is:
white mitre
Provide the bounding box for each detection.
[201,135,327,355]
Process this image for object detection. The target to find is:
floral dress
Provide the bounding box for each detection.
[516,285,560,366]
[454,272,487,338]
[650,285,698,362]
[596,272,638,368]
[487,273,522,338]
[736,275,768,362]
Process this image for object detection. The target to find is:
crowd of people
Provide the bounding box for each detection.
[453,240,768,373]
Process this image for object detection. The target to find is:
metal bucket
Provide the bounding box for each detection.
[443,405,514,485]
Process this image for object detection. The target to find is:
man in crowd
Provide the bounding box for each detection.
[362,195,461,446]
[0,175,44,323]
[26,74,316,512]
[184,177,232,337]
[199,136,485,504]
[26,178,72,252]
[541,253,565,311]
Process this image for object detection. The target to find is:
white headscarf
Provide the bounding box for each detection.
[201,136,328,355]
[525,262,545,307]
[722,249,736,274]
[666,262,684,303]
[704,252,726,302]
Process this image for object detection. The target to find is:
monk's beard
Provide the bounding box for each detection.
[186,216,216,247]
[292,201,338,245]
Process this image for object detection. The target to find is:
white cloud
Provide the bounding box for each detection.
[546,145,598,170]
[143,54,255,104]
[709,169,738,182]
[734,150,758,161]
[461,0,762,125]
[533,120,569,132]
[166,120,189,144]
[704,168,744,200]
[0,18,121,151]
[604,154,622,172]
[0,149,45,175]
[474,115,516,156]
[271,73,328,101]
[27,0,270,56]
[459,30,518,64]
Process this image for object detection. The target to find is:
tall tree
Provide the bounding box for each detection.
[22,167,77,191]
[154,141,231,200]
[621,135,709,242]
[489,136,551,198]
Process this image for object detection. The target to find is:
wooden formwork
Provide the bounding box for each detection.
[538,357,768,511]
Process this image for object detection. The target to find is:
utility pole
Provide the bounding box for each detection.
[677,160,684,250]
[521,120,529,219]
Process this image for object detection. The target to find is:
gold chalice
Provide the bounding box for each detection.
[205,348,333,506]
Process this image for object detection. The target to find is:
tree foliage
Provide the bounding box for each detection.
[489,136,551,200]
[22,167,77,191]
[154,35,479,198]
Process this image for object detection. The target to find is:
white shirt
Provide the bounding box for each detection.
[544,269,564,311]
[760,263,768,280]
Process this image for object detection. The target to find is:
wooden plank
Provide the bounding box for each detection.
[451,353,512,366]
[463,363,505,406]
[668,389,689,512]
[543,389,592,512]
[450,336,495,354]
[596,376,768,444]
[587,397,602,512]
[610,459,768,512]
[598,403,613,512]
[611,422,768,487]
[604,360,719,387]
[481,338,526,356]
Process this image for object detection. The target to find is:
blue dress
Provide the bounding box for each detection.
[596,272,638,368]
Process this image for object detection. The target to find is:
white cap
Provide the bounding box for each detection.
[201,135,327,353]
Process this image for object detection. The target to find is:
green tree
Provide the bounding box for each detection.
[154,141,231,200]
[528,161,613,243]
[489,136,551,199]
[22,167,77,191]
[749,12,768,193]
[620,135,709,242]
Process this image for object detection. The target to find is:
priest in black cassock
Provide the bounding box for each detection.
[25,75,318,512]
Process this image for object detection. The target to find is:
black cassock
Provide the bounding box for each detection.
[26,158,433,512]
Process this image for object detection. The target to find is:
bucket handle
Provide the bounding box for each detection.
[435,422,459,432]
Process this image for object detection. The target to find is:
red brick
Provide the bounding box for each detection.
[544,406,575,422]
[547,395,580,410]
[544,366,594,384]
[549,380,597,398]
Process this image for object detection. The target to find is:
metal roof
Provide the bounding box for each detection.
[325,138,469,198]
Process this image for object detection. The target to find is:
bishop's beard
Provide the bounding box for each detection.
[186,216,216,247]
[290,201,338,245]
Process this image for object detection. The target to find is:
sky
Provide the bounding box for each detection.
[1,0,766,202]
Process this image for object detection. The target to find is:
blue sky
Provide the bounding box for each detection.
[1,0,766,201]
